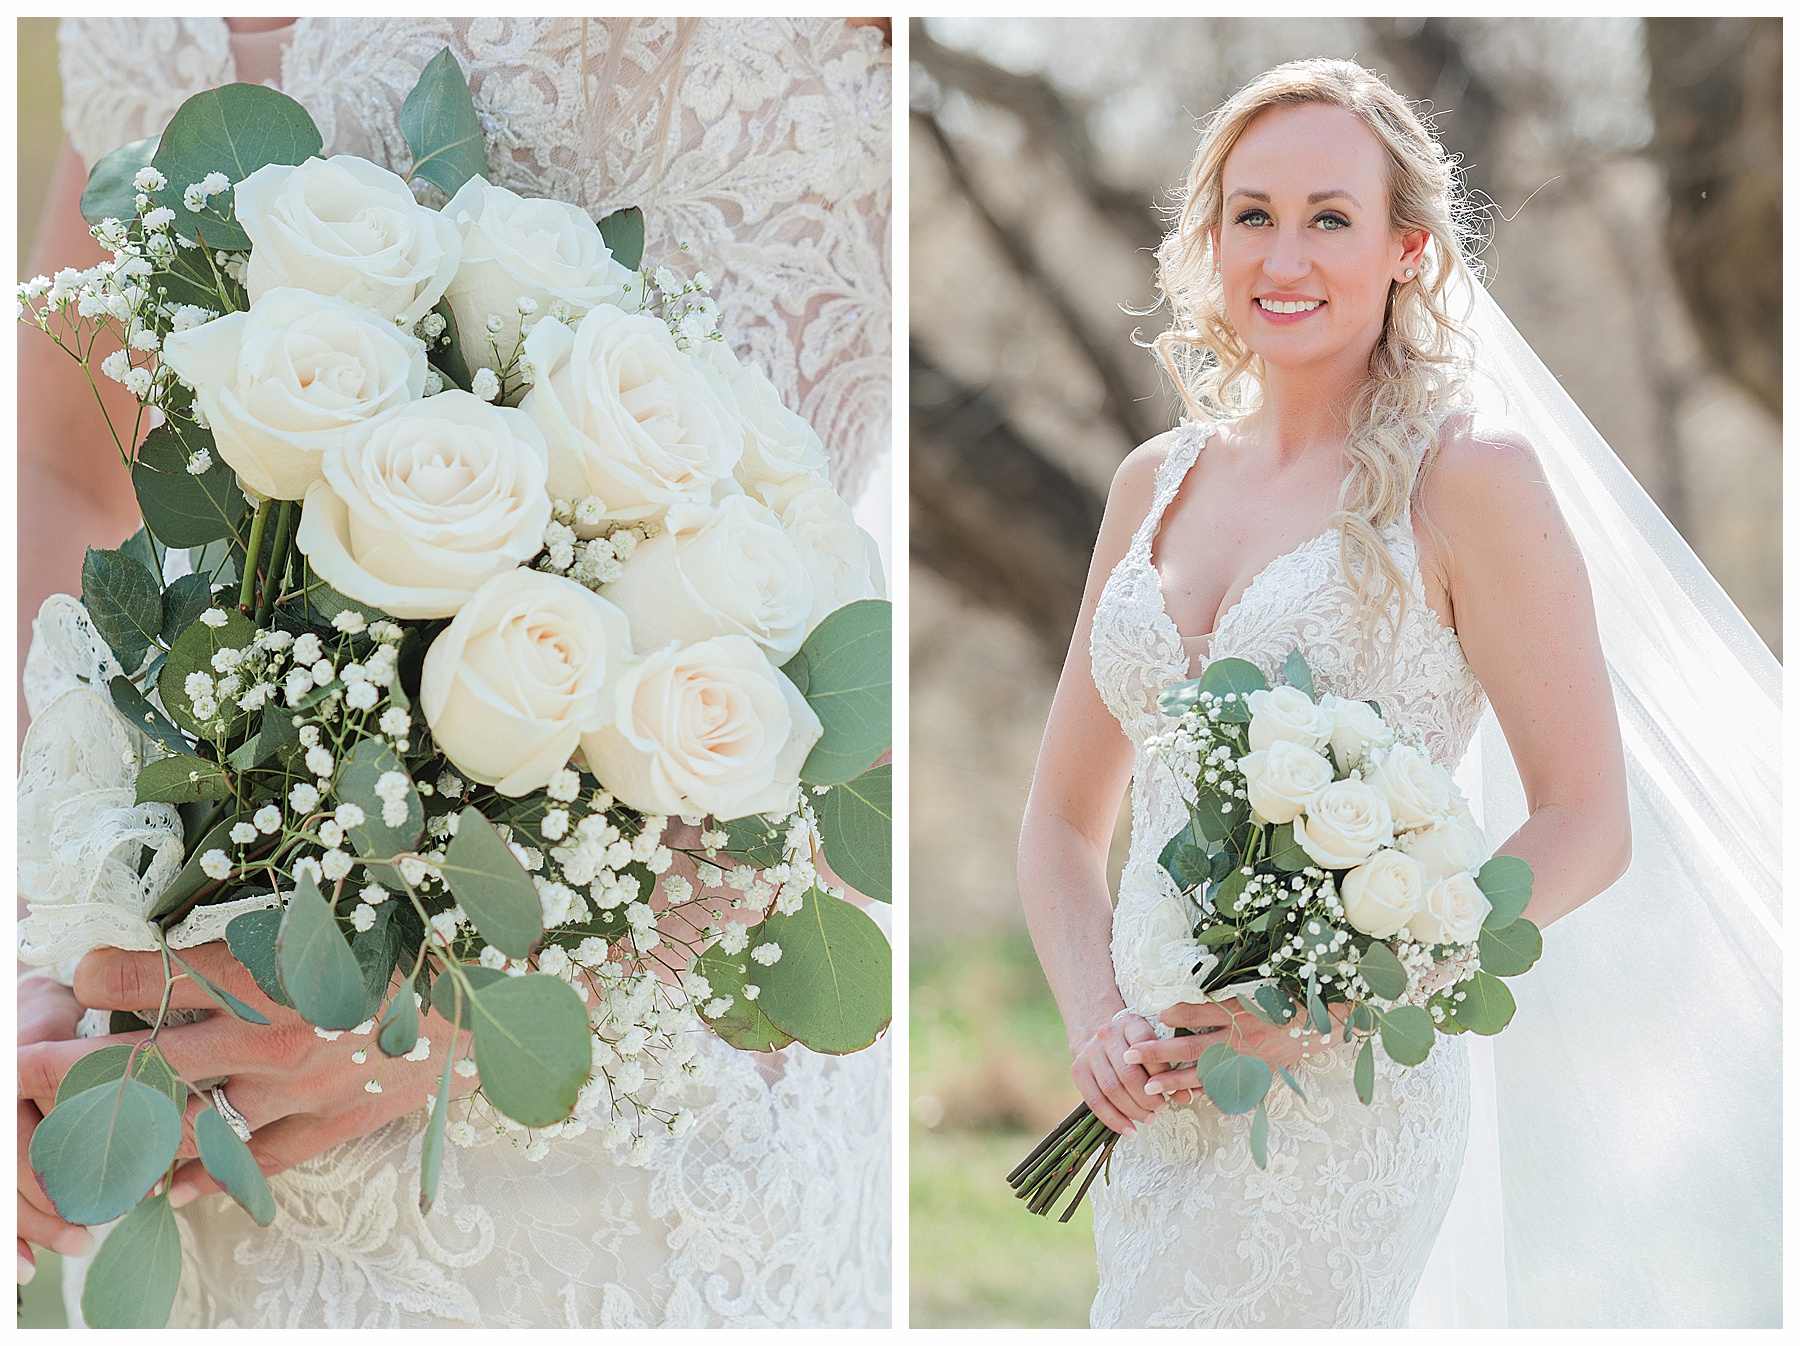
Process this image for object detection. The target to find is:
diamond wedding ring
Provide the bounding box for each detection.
[209,1084,253,1142]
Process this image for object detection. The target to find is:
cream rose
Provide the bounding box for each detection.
[1399,807,1490,882]
[1294,778,1394,869]
[296,392,551,619]
[769,482,885,631]
[1319,692,1394,768]
[1241,738,1334,826]
[1340,848,1430,940]
[695,341,833,496]
[1367,742,1455,831]
[420,570,633,796]
[1405,871,1492,946]
[236,155,462,325]
[161,288,427,500]
[521,310,743,527]
[1246,685,1335,752]
[603,497,814,661]
[443,176,640,369]
[581,634,822,820]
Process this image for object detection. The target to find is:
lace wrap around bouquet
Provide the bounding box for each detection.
[18,53,892,1328]
[1009,650,1533,1219]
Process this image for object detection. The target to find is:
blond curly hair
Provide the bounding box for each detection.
[1153,58,1480,635]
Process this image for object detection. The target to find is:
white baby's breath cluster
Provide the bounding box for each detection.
[531,506,647,590]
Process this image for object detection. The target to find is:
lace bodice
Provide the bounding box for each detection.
[1085,419,1482,1327]
[58,16,890,505]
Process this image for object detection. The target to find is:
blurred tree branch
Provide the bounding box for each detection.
[1644,17,1781,417]
[911,342,1104,650]
[1366,18,1501,220]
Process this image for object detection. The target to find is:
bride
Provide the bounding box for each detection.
[1016,59,1636,1327]
[16,17,891,1328]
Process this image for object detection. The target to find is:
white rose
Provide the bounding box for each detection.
[420,570,634,796]
[694,341,832,495]
[1241,738,1334,826]
[1319,692,1394,768]
[236,155,461,325]
[1246,684,1335,752]
[161,288,427,500]
[1340,848,1430,940]
[1398,807,1490,882]
[769,481,885,631]
[443,176,640,369]
[296,392,551,619]
[603,497,814,661]
[1366,742,1455,830]
[1293,777,1394,869]
[521,310,743,527]
[1405,871,1493,946]
[581,634,822,820]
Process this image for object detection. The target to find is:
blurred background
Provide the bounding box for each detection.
[908,15,1781,1328]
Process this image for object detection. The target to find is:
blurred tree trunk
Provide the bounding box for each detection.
[1644,17,1782,417]
[910,343,1105,650]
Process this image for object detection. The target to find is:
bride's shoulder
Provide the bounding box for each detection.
[1107,423,1206,512]
[1417,410,1555,539]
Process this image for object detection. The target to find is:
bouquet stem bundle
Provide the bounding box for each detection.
[1006,1101,1120,1221]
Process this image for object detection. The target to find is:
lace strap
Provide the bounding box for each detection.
[1129,421,1209,558]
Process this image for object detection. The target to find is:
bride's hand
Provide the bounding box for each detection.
[17,974,94,1282]
[1127,1000,1350,1101]
[1070,1011,1173,1136]
[17,943,479,1207]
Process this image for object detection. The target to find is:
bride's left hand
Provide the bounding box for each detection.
[1124,1000,1350,1103]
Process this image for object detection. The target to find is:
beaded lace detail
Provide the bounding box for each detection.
[1086,419,1485,1327]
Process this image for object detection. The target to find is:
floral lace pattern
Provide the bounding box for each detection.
[52,17,891,1328]
[1086,420,1486,1327]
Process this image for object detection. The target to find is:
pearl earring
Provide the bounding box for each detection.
[1403,267,1415,280]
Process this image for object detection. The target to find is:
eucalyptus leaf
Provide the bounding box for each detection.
[1306,977,1330,1034]
[54,1043,186,1115]
[30,1078,182,1225]
[1282,647,1316,699]
[1190,788,1233,845]
[1249,1099,1270,1168]
[1273,1061,1307,1101]
[1157,676,1202,718]
[1197,657,1267,721]
[1356,940,1409,1001]
[335,739,423,883]
[160,572,216,645]
[815,763,891,901]
[1354,1036,1375,1104]
[439,806,543,960]
[713,813,786,868]
[418,1015,458,1215]
[467,974,591,1128]
[293,573,391,628]
[378,973,421,1058]
[750,888,892,1054]
[226,703,298,772]
[82,547,164,667]
[109,675,191,757]
[1197,926,1241,947]
[170,949,269,1024]
[1254,984,1296,1026]
[1477,916,1543,977]
[1202,1051,1271,1115]
[1477,856,1534,930]
[1266,821,1310,872]
[158,606,257,739]
[277,872,369,1030]
[783,599,891,785]
[1193,1041,1236,1081]
[195,1106,276,1225]
[81,135,160,227]
[696,942,797,1053]
[79,1193,184,1329]
[1449,971,1516,1036]
[351,900,405,1019]
[135,754,231,805]
[151,83,323,249]
[225,907,293,1009]
[1375,1004,1436,1066]
[1213,865,1250,918]
[400,47,488,197]
[597,206,646,271]
[133,421,247,548]
[427,298,473,391]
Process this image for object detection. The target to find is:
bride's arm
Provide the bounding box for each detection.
[1417,423,1632,927]
[1018,435,1178,1134]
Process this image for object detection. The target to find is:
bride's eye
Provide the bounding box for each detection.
[1314,211,1350,231]
[1234,208,1271,227]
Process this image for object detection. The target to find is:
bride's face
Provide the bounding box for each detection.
[1212,102,1427,372]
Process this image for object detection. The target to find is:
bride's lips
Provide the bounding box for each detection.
[1253,295,1325,325]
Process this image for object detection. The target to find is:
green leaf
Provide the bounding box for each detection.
[30,1078,182,1225]
[226,908,293,1008]
[1202,1050,1271,1115]
[1273,1061,1307,1101]
[750,888,892,1054]
[82,547,164,667]
[170,948,269,1024]
[1430,990,1469,1034]
[79,1193,184,1328]
[439,806,543,960]
[1254,984,1296,1026]
[429,963,505,1020]
[1282,648,1316,699]
[1477,855,1534,929]
[466,974,591,1128]
[400,48,488,197]
[1157,676,1203,718]
[1347,1001,1375,1035]
[145,818,239,922]
[1249,1099,1270,1168]
[418,1023,458,1215]
[1212,865,1250,918]
[1198,657,1267,722]
[80,135,160,227]
[135,754,231,804]
[121,527,166,589]
[1449,970,1516,1036]
[1354,1036,1375,1104]
[1190,788,1233,845]
[277,871,369,1030]
[378,972,421,1058]
[815,763,892,902]
[109,675,191,756]
[226,704,298,772]
[160,572,216,645]
[696,942,797,1053]
[351,900,406,1019]
[158,606,256,739]
[195,1106,275,1225]
[1356,940,1409,1001]
[133,421,248,548]
[293,571,392,627]
[427,297,473,392]
[54,1043,186,1115]
[713,813,787,868]
[1158,820,1210,893]
[1267,821,1309,872]
[783,599,891,785]
[1305,976,1329,1033]
[1376,1004,1436,1066]
[1198,926,1241,947]
[597,206,646,271]
[1193,1040,1236,1081]
[335,740,423,885]
[151,83,323,249]
[1477,916,1542,977]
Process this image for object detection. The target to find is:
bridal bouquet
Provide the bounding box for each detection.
[1009,650,1535,1220]
[18,53,891,1326]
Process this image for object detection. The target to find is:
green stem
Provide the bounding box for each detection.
[238,497,274,613]
[256,499,296,626]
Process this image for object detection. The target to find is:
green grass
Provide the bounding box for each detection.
[18,1250,66,1328]
[910,932,1098,1327]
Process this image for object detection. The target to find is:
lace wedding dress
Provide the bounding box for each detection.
[1086,420,1486,1328]
[49,17,890,1328]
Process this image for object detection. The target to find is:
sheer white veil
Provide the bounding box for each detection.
[1408,278,1782,1327]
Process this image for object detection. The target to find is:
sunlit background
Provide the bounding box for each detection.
[908,15,1781,1327]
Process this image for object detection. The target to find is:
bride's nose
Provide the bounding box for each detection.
[1262,226,1312,284]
